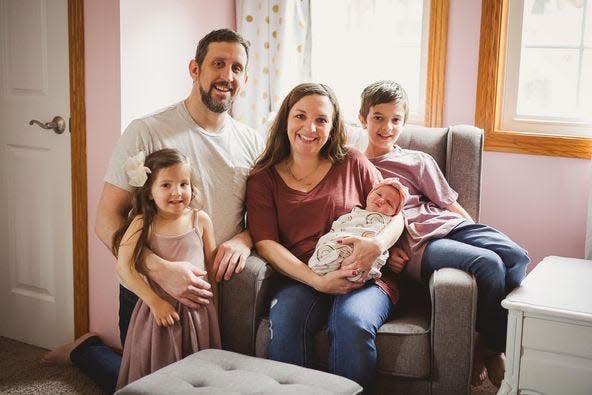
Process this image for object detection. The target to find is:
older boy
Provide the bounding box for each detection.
[358,80,530,388]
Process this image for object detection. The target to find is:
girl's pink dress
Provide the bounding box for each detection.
[117,210,221,389]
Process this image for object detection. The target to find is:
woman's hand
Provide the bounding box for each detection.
[387,246,409,273]
[148,297,180,327]
[313,268,364,294]
[339,236,382,281]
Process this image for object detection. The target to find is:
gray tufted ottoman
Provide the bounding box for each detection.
[115,349,362,394]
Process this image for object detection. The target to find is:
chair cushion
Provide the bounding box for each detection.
[116,349,362,395]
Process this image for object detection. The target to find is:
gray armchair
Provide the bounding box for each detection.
[220,125,483,395]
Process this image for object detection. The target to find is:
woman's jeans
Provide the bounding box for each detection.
[421,222,530,352]
[268,277,394,389]
[70,285,138,393]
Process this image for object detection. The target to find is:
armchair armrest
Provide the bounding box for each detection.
[219,253,275,355]
[429,268,477,395]
[446,125,483,222]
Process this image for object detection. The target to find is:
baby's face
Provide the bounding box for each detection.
[366,185,401,216]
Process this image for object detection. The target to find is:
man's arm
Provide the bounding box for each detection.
[95,181,212,308]
[95,182,132,251]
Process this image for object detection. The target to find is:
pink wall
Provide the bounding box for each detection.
[84,0,121,346]
[444,0,592,268]
[84,0,236,346]
[85,0,591,342]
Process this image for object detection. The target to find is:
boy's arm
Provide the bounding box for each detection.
[95,181,213,308]
[388,246,409,273]
[199,211,219,309]
[446,201,474,222]
[116,217,179,327]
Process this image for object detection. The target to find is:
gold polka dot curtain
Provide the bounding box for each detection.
[233,0,311,130]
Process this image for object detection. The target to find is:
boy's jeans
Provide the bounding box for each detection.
[268,276,394,388]
[421,221,530,352]
[70,285,138,393]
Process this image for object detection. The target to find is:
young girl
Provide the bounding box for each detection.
[113,148,221,389]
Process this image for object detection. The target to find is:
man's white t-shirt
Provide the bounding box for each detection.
[105,101,264,244]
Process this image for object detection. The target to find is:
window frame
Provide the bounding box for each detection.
[309,0,447,128]
[476,0,592,159]
[425,0,448,127]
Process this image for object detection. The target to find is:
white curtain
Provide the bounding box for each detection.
[233,0,311,131]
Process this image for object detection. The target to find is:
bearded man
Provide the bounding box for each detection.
[43,29,263,393]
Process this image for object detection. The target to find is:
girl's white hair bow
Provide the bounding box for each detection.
[125,151,151,187]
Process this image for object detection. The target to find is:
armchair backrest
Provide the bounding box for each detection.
[397,125,484,221]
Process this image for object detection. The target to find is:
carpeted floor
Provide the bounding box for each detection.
[0,336,105,394]
[471,379,498,395]
[0,335,497,394]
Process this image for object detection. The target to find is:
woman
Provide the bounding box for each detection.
[246,83,404,388]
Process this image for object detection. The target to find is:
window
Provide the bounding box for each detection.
[310,0,447,127]
[234,0,447,129]
[476,0,592,159]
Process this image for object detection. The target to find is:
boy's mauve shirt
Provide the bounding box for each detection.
[370,146,465,282]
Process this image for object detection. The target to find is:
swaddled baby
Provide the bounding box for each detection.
[308,178,408,282]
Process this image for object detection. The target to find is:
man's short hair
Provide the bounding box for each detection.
[194,28,250,67]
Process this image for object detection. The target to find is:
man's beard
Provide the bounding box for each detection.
[199,83,235,113]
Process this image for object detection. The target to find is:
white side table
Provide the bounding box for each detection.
[499,256,592,395]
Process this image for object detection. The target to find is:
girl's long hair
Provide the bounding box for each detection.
[111,148,200,275]
[252,82,348,174]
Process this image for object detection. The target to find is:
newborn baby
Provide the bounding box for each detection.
[308,178,408,282]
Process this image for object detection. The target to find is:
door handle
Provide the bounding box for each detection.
[29,116,66,134]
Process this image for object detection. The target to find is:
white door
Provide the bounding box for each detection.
[0,0,73,348]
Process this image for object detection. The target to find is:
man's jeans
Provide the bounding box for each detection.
[268,277,394,389]
[421,221,530,352]
[70,285,138,393]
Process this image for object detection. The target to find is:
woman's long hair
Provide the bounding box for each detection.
[111,148,200,275]
[252,82,348,174]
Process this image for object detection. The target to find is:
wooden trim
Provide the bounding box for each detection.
[425,0,448,128]
[68,0,89,337]
[475,0,592,159]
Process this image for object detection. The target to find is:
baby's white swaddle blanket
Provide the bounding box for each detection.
[308,207,391,282]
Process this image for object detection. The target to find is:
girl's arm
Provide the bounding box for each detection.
[199,211,218,309]
[255,240,363,295]
[116,216,180,327]
[446,201,474,222]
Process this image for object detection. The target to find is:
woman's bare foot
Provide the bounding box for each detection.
[41,332,98,365]
[471,334,488,387]
[484,351,505,388]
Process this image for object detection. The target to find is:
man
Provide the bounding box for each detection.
[43,29,263,393]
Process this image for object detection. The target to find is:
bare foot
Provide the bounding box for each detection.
[484,351,505,388]
[41,332,98,365]
[471,334,488,387]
